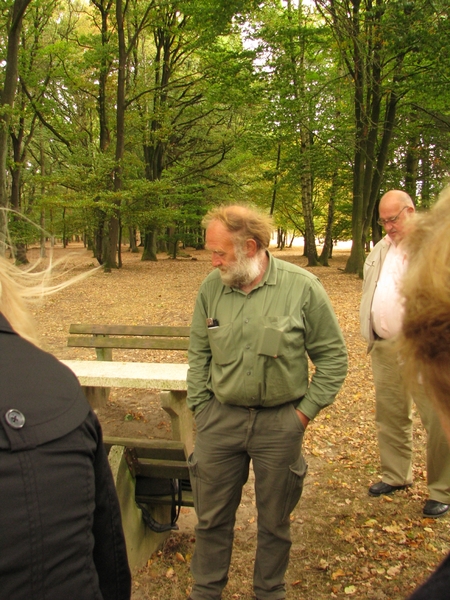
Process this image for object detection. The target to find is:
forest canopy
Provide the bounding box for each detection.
[1,0,449,274]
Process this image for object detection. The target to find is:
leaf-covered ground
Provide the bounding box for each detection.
[29,243,450,600]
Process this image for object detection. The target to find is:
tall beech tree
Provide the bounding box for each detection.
[0,0,32,252]
[315,0,450,276]
[248,1,353,265]
[134,0,257,261]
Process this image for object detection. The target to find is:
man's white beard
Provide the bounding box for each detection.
[219,247,264,288]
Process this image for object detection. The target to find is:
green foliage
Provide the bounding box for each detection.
[3,0,450,256]
[7,213,39,246]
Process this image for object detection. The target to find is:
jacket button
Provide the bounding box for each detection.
[5,409,26,429]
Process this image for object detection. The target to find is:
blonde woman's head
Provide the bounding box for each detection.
[400,186,450,437]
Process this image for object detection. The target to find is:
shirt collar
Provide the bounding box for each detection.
[385,234,407,256]
[263,251,277,285]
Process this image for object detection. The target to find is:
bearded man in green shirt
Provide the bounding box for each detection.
[186,204,348,600]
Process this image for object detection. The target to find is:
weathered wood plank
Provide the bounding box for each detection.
[135,491,194,507]
[61,360,188,390]
[137,459,190,480]
[69,324,190,337]
[67,336,189,350]
[103,436,187,455]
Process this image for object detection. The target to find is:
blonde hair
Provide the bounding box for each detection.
[0,256,40,344]
[203,204,273,251]
[399,186,450,420]
[0,209,100,346]
[0,255,99,347]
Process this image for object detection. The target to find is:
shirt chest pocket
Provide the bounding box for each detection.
[257,316,303,358]
[207,322,238,366]
[257,326,284,358]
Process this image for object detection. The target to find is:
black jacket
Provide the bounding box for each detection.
[408,552,450,599]
[0,313,131,600]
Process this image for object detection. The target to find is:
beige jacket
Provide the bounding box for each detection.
[359,237,391,351]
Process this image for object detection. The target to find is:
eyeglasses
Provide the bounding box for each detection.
[377,205,409,227]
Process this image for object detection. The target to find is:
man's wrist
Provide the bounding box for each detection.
[296,409,310,428]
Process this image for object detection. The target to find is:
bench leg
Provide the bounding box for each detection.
[82,386,110,409]
[159,390,194,456]
[108,445,172,570]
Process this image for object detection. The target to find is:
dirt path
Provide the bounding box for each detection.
[28,243,450,600]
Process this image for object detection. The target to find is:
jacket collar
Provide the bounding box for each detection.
[0,313,17,334]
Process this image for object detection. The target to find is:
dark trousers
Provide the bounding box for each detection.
[188,397,307,600]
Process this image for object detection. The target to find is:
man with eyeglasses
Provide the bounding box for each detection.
[360,189,450,518]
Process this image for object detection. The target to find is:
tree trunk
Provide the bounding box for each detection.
[286,0,318,266]
[92,0,113,267]
[318,0,403,277]
[10,133,22,212]
[0,0,32,252]
[142,229,158,261]
[420,141,432,208]
[93,205,105,263]
[277,228,286,250]
[270,144,281,216]
[39,126,46,258]
[362,90,399,246]
[129,227,138,252]
[167,226,178,259]
[318,172,337,267]
[103,0,127,272]
[103,215,119,272]
[40,209,46,258]
[9,149,29,265]
[301,173,318,266]
[141,17,175,260]
[15,243,28,265]
[344,0,365,277]
[405,134,419,203]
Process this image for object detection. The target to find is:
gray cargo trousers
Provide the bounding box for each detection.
[188,397,308,600]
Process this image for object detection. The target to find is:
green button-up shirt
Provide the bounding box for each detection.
[187,252,348,420]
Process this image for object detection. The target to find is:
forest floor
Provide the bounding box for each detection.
[28,242,450,600]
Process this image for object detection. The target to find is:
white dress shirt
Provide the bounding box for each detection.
[371,236,408,340]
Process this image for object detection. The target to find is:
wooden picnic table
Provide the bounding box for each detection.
[61,359,192,453]
[61,359,188,390]
[61,358,194,569]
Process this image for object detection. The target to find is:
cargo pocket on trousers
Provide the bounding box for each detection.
[282,454,308,522]
[187,452,200,513]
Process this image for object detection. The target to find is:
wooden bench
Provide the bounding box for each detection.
[104,436,194,570]
[67,324,190,408]
[67,324,190,359]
